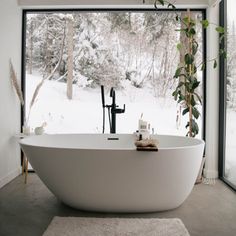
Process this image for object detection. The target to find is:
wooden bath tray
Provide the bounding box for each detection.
[136,147,158,151]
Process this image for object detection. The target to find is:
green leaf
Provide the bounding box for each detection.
[175,28,188,32]
[177,43,182,51]
[192,107,200,119]
[191,96,196,106]
[172,90,178,100]
[182,107,189,116]
[177,94,185,103]
[174,67,183,78]
[215,26,225,34]
[183,16,189,24]
[156,0,164,6]
[192,41,198,55]
[193,92,202,105]
[220,49,227,59]
[213,59,217,68]
[185,53,194,65]
[200,63,206,71]
[200,19,209,28]
[185,122,190,129]
[223,51,227,59]
[189,28,196,35]
[189,19,196,26]
[172,90,177,96]
[192,80,200,90]
[191,119,199,136]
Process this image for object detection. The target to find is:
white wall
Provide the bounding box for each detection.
[204,3,220,179]
[0,0,22,188]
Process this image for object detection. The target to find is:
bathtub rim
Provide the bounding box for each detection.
[19,133,205,151]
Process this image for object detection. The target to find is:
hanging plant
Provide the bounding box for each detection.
[154,0,226,137]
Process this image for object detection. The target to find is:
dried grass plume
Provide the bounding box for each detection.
[30,79,44,109]
[9,59,24,106]
[25,78,45,125]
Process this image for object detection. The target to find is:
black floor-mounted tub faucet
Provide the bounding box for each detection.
[101,85,125,134]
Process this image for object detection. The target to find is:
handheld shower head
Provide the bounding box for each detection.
[110,87,114,97]
[101,85,105,108]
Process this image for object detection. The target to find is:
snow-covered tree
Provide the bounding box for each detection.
[66,14,74,99]
[26,11,203,99]
[227,21,236,108]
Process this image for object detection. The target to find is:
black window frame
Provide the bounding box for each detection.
[21,8,207,141]
[219,0,236,191]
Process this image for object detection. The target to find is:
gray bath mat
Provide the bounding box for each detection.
[43,217,190,236]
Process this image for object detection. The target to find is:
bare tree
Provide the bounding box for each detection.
[28,20,34,74]
[67,15,74,100]
[45,18,52,75]
[26,26,66,124]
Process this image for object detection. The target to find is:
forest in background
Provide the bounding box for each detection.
[25,11,203,100]
[227,20,236,109]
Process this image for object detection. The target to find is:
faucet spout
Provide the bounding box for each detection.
[115,104,125,114]
[100,86,125,134]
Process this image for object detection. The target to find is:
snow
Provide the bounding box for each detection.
[225,110,236,184]
[25,74,203,137]
[224,3,236,186]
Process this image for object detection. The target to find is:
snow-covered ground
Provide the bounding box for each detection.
[225,110,236,184]
[25,74,203,138]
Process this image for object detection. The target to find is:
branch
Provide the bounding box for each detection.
[26,23,66,124]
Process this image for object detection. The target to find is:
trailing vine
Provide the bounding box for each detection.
[155,0,226,137]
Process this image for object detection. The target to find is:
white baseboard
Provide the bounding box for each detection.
[203,168,219,179]
[0,167,21,189]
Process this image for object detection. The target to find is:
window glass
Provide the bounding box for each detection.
[225,0,236,185]
[24,10,204,136]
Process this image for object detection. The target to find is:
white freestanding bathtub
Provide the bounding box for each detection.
[20,134,204,212]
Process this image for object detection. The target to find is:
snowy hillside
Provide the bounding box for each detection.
[26,73,203,137]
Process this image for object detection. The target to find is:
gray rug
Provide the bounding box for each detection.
[43,217,190,236]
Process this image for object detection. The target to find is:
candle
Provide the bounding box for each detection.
[139,119,147,131]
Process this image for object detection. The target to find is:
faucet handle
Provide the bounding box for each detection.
[122,104,125,113]
[115,104,125,114]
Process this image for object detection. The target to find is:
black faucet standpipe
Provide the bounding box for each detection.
[100,86,125,134]
[101,85,106,133]
[101,85,105,108]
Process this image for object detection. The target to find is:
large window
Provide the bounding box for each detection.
[219,0,236,190]
[23,9,205,136]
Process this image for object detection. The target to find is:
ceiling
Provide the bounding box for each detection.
[18,0,214,7]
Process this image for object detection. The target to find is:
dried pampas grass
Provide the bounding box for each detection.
[30,79,44,109]
[9,59,24,106]
[26,78,45,125]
